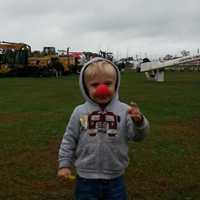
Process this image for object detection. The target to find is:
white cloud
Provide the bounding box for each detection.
[0,0,200,58]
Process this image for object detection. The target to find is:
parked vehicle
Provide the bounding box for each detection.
[0,41,79,76]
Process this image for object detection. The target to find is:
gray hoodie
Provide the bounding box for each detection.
[58,57,150,179]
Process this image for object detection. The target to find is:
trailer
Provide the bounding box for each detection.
[139,55,200,82]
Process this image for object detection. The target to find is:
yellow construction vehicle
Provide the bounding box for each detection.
[0,42,78,76]
[0,41,31,75]
[28,46,76,76]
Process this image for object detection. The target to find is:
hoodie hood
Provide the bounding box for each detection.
[79,57,120,106]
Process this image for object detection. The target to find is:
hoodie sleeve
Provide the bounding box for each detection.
[58,107,80,169]
[126,113,150,141]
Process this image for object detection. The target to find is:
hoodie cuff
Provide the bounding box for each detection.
[134,116,149,129]
[58,160,72,169]
[132,114,144,127]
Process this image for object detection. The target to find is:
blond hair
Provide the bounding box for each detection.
[84,61,116,82]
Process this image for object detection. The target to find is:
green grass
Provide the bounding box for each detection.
[0,71,200,200]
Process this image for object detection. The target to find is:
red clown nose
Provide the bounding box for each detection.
[94,84,112,99]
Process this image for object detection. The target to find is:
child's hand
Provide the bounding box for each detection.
[128,102,143,125]
[57,168,74,180]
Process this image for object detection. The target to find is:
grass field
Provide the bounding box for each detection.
[0,71,200,200]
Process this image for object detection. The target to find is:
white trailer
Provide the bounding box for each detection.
[140,55,200,82]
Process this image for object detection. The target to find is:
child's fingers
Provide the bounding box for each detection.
[129,102,140,112]
[57,168,74,180]
[128,102,137,112]
[129,106,140,115]
[68,175,76,180]
[128,102,143,123]
[130,101,138,107]
[58,173,75,181]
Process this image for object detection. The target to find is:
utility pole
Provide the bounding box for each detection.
[67,47,70,67]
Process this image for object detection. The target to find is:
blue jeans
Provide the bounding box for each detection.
[75,175,127,200]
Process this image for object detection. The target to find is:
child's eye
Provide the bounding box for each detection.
[104,81,112,86]
[91,83,99,87]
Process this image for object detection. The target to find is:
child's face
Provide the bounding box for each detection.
[85,71,116,104]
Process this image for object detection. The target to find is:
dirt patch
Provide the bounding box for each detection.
[160,117,200,136]
[0,112,63,124]
[2,137,69,193]
[3,139,58,168]
[0,112,31,123]
[31,178,75,193]
[30,138,75,192]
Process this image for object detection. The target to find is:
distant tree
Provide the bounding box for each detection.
[181,50,190,57]
[163,54,174,60]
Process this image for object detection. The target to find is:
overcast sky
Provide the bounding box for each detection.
[0,0,199,58]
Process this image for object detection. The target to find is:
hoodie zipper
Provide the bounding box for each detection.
[98,109,107,173]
